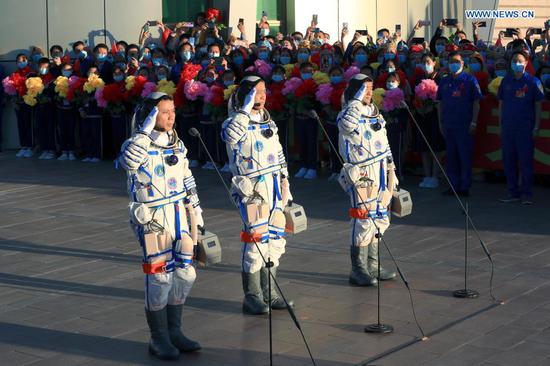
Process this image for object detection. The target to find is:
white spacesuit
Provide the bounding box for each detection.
[337,75,398,286]
[119,93,201,360]
[221,76,294,315]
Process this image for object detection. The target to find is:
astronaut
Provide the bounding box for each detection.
[337,74,398,287]
[221,74,294,315]
[119,92,202,360]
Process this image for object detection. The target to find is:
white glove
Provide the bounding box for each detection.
[122,140,149,167]
[224,114,248,143]
[241,88,256,115]
[140,106,159,135]
[343,163,361,185]
[194,205,204,229]
[128,202,153,225]
[232,176,254,198]
[354,82,368,102]
[338,105,361,132]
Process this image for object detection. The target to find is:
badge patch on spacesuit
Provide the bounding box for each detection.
[374,140,382,150]
[364,130,372,140]
[167,177,178,190]
[154,165,165,177]
[254,141,264,152]
[267,153,275,164]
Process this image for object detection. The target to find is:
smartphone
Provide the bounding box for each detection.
[313,28,321,33]
[411,37,425,44]
[147,20,157,26]
[343,22,348,29]
[313,14,318,24]
[445,18,458,26]
[395,24,401,33]
[504,28,518,37]
[420,20,431,26]
[357,30,369,36]
[478,21,487,27]
[189,37,195,46]
[239,18,244,24]
[533,28,543,35]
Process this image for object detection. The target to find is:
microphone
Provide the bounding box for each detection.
[188,128,200,137]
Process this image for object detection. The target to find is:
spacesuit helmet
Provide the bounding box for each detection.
[343,73,373,105]
[132,92,172,131]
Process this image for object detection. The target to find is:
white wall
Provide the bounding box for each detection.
[0,0,162,150]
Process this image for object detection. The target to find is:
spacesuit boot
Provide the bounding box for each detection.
[242,271,269,315]
[367,241,396,281]
[349,245,378,286]
[145,307,180,360]
[261,266,294,310]
[166,304,201,353]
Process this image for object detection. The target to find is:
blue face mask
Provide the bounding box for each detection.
[97,53,107,61]
[206,76,216,84]
[223,80,234,87]
[78,50,88,59]
[142,53,151,60]
[387,66,396,73]
[355,54,367,64]
[39,68,48,75]
[258,52,269,61]
[62,70,72,77]
[114,74,125,82]
[279,56,291,65]
[384,53,396,60]
[330,75,343,84]
[272,74,284,82]
[152,58,163,66]
[181,51,193,62]
[301,72,312,80]
[233,56,244,65]
[448,62,462,74]
[511,62,525,73]
[17,61,28,69]
[435,44,445,54]
[423,63,434,74]
[297,53,309,63]
[495,69,507,77]
[157,74,167,81]
[398,54,407,64]
[117,50,126,57]
[469,63,481,72]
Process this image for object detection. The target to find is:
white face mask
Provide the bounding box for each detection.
[386,81,399,90]
[261,28,269,36]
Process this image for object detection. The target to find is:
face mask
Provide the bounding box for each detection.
[258,51,269,61]
[495,69,507,77]
[233,55,244,65]
[152,58,163,66]
[435,44,445,54]
[223,80,234,87]
[511,62,525,73]
[423,63,434,74]
[62,70,72,77]
[330,75,343,84]
[159,73,169,80]
[52,52,62,59]
[39,68,48,75]
[206,76,216,83]
[448,62,462,74]
[17,61,28,69]
[181,51,192,62]
[301,72,312,80]
[386,81,399,90]
[261,29,270,36]
[294,37,303,43]
[97,53,107,61]
[32,54,42,62]
[272,74,284,82]
[312,39,323,47]
[384,53,396,60]
[469,63,481,72]
[127,53,138,61]
[142,53,151,60]
[355,54,367,64]
[387,66,396,73]
[279,55,291,65]
[208,52,220,59]
[297,53,309,62]
[114,74,125,82]
[78,50,88,59]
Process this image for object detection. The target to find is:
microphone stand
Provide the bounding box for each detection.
[189,128,317,366]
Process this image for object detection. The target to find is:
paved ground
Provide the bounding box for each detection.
[1,151,550,366]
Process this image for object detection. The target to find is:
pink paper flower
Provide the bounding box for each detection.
[184,80,209,100]
[315,83,333,105]
[2,76,17,96]
[344,66,360,82]
[68,75,80,87]
[415,79,438,101]
[382,88,404,112]
[141,82,157,98]
[95,87,107,108]
[281,77,303,96]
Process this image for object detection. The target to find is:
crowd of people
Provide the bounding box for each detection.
[2,10,549,201]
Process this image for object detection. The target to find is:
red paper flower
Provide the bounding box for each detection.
[474,71,489,95]
[266,83,286,112]
[173,81,187,108]
[330,82,346,111]
[66,77,86,102]
[103,83,124,103]
[205,84,225,107]
[294,79,318,98]
[205,8,222,22]
[12,72,28,97]
[180,63,202,83]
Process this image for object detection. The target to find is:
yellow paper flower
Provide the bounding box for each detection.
[488,76,503,97]
[283,63,295,78]
[157,80,176,96]
[125,75,136,91]
[372,88,385,106]
[83,74,105,93]
[370,62,381,71]
[224,84,238,100]
[23,94,37,106]
[313,72,330,85]
[25,77,44,97]
[54,76,69,98]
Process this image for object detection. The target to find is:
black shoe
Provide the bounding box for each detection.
[349,246,378,286]
[145,308,180,360]
[166,305,201,353]
[260,266,294,310]
[242,271,269,315]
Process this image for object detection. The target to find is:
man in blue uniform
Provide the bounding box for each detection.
[497,50,544,205]
[437,51,482,196]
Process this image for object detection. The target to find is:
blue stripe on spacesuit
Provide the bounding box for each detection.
[138,166,153,179]
[379,161,386,191]
[174,202,181,240]
[273,174,282,201]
